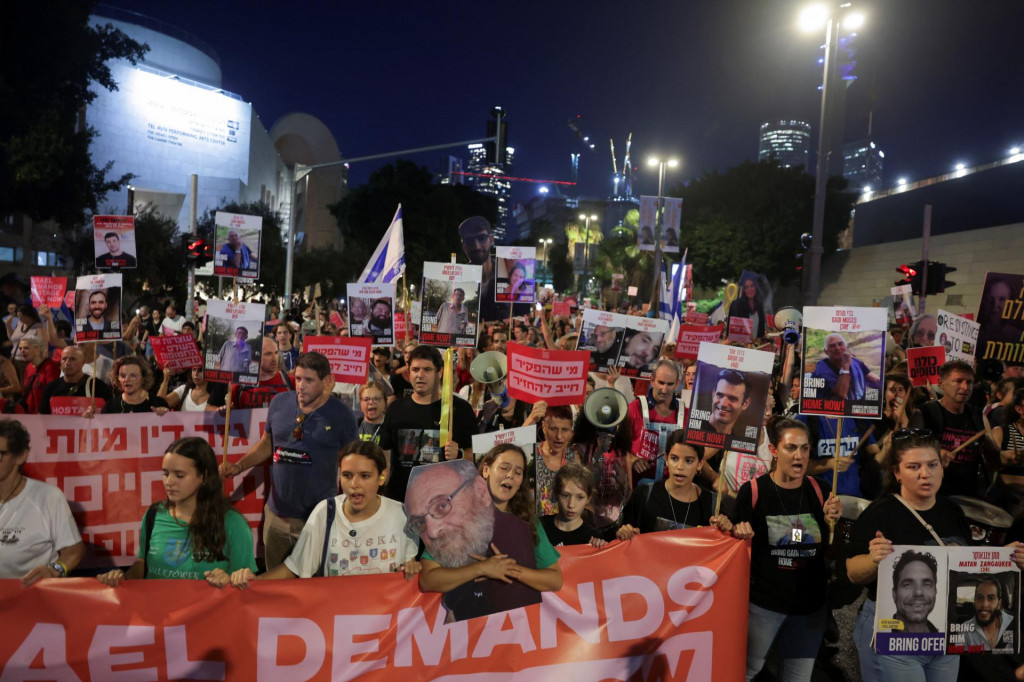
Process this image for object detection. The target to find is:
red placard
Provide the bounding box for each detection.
[303,335,371,384]
[907,345,946,386]
[551,301,571,317]
[149,335,203,371]
[0,528,749,682]
[675,324,724,360]
[30,276,67,308]
[727,316,753,343]
[393,311,408,339]
[329,310,345,329]
[49,397,105,416]
[507,342,588,406]
[685,310,709,324]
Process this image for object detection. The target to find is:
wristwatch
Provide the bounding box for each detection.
[48,561,67,577]
[839,369,851,375]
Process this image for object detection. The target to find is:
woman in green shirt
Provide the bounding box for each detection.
[97,437,256,586]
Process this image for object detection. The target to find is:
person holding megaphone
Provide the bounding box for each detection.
[467,349,546,434]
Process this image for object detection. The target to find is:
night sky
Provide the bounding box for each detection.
[103,0,1024,205]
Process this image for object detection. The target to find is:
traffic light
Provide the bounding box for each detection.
[183,235,212,265]
[926,262,957,295]
[895,261,924,295]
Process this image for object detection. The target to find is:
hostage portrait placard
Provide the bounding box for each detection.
[577,309,627,373]
[418,261,481,348]
[685,341,774,454]
[576,309,668,379]
[347,282,395,346]
[93,215,137,270]
[495,246,536,303]
[213,211,262,279]
[800,306,887,419]
[203,300,265,385]
[976,272,1024,364]
[73,274,122,342]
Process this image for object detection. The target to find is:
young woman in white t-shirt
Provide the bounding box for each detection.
[158,367,212,412]
[229,441,421,584]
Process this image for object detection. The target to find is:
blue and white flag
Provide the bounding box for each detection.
[357,205,406,284]
[665,249,688,342]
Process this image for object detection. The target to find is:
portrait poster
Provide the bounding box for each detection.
[495,246,536,303]
[891,284,917,325]
[213,211,262,279]
[302,335,371,385]
[637,195,658,251]
[577,309,628,373]
[935,309,980,364]
[472,425,537,465]
[507,342,589,407]
[875,546,949,656]
[418,261,481,348]
[662,197,682,253]
[945,547,1020,655]
[30,276,66,308]
[73,274,122,342]
[93,215,137,270]
[800,306,887,419]
[907,346,945,387]
[676,324,724,361]
[684,341,773,454]
[203,300,265,386]
[615,315,669,379]
[976,272,1024,364]
[346,282,395,346]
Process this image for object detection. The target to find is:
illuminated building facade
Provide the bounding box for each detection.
[842,139,885,191]
[464,143,514,242]
[758,120,812,169]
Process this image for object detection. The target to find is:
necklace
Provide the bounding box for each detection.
[667,483,696,528]
[0,474,24,507]
[169,505,190,526]
[770,474,805,542]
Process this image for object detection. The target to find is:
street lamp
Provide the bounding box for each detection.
[578,214,598,299]
[646,156,679,309]
[801,2,865,305]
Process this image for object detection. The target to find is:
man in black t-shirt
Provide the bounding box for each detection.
[378,345,475,502]
[39,346,113,413]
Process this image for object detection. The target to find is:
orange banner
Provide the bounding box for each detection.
[0,529,748,681]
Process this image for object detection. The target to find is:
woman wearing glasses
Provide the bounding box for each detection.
[846,428,1024,681]
[230,441,419,585]
[356,380,388,444]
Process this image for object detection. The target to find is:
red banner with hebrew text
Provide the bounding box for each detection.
[507,342,589,406]
[0,528,748,681]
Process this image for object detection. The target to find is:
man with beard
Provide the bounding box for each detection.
[910,360,1001,498]
[811,333,881,401]
[961,577,1015,652]
[78,290,117,335]
[581,323,622,371]
[459,217,530,322]
[618,329,663,372]
[406,459,539,621]
[366,298,393,337]
[889,550,939,634]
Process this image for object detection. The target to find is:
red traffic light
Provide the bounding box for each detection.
[897,264,917,277]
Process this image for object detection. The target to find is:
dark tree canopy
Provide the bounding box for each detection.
[671,160,855,288]
[330,160,498,287]
[0,2,147,228]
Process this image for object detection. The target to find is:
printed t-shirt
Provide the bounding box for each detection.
[139,505,256,580]
[620,480,715,534]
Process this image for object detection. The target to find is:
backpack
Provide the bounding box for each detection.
[314,498,337,577]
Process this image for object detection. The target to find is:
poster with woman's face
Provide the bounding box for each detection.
[495,246,536,304]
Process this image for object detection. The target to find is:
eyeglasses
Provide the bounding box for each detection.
[404,477,475,536]
[892,428,933,441]
[361,396,384,404]
[293,413,307,440]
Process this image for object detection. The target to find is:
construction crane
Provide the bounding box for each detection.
[610,133,635,198]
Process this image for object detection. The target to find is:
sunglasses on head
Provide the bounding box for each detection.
[892,428,933,442]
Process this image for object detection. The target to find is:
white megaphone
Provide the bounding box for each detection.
[583,388,628,429]
[774,306,803,345]
[470,351,510,408]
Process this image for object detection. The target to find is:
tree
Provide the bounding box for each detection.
[670,160,855,289]
[331,160,498,287]
[196,201,287,299]
[0,2,147,228]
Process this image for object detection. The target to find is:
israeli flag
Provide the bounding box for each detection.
[665,249,687,342]
[357,205,406,284]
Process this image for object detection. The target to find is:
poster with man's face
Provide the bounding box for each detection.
[204,299,265,386]
[74,274,123,342]
[93,215,137,270]
[875,546,948,655]
[419,261,481,348]
[347,282,395,347]
[576,309,628,373]
[684,341,773,454]
[800,306,887,419]
[213,212,262,279]
[976,272,1024,362]
[945,547,1019,655]
[615,316,669,379]
[495,246,536,304]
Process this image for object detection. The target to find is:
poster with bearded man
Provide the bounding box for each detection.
[74,274,122,342]
[346,282,394,346]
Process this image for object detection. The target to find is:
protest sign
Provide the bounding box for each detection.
[976,272,1024,364]
[204,300,265,385]
[347,282,395,346]
[150,334,204,371]
[627,285,638,296]
[73,274,122,342]
[935,309,980,363]
[419,261,481,348]
[30,276,66,308]
[303,335,371,384]
[93,215,137,269]
[727,316,753,343]
[875,546,1020,656]
[685,341,774,454]
[637,195,658,251]
[49,397,105,416]
[0,528,749,682]
[577,309,627,372]
[662,197,682,253]
[800,306,887,418]
[686,310,709,324]
[675,324,724,361]
[213,211,262,279]
[552,301,571,317]
[17,410,269,567]
[507,343,588,407]
[329,310,345,329]
[907,346,945,386]
[495,246,536,303]
[472,425,537,464]
[394,311,408,339]
[891,284,917,325]
[577,309,668,378]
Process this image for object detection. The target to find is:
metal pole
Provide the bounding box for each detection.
[582,216,591,302]
[284,166,304,309]
[806,13,839,305]
[649,162,666,312]
[919,204,932,315]
[186,174,197,323]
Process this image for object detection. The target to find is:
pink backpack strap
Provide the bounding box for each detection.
[807,476,824,506]
[751,477,759,509]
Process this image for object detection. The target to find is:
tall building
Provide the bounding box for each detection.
[842,139,884,191]
[464,142,514,242]
[758,120,812,169]
[436,155,463,185]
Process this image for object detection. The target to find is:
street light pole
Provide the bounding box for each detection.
[579,214,598,301]
[647,157,678,313]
